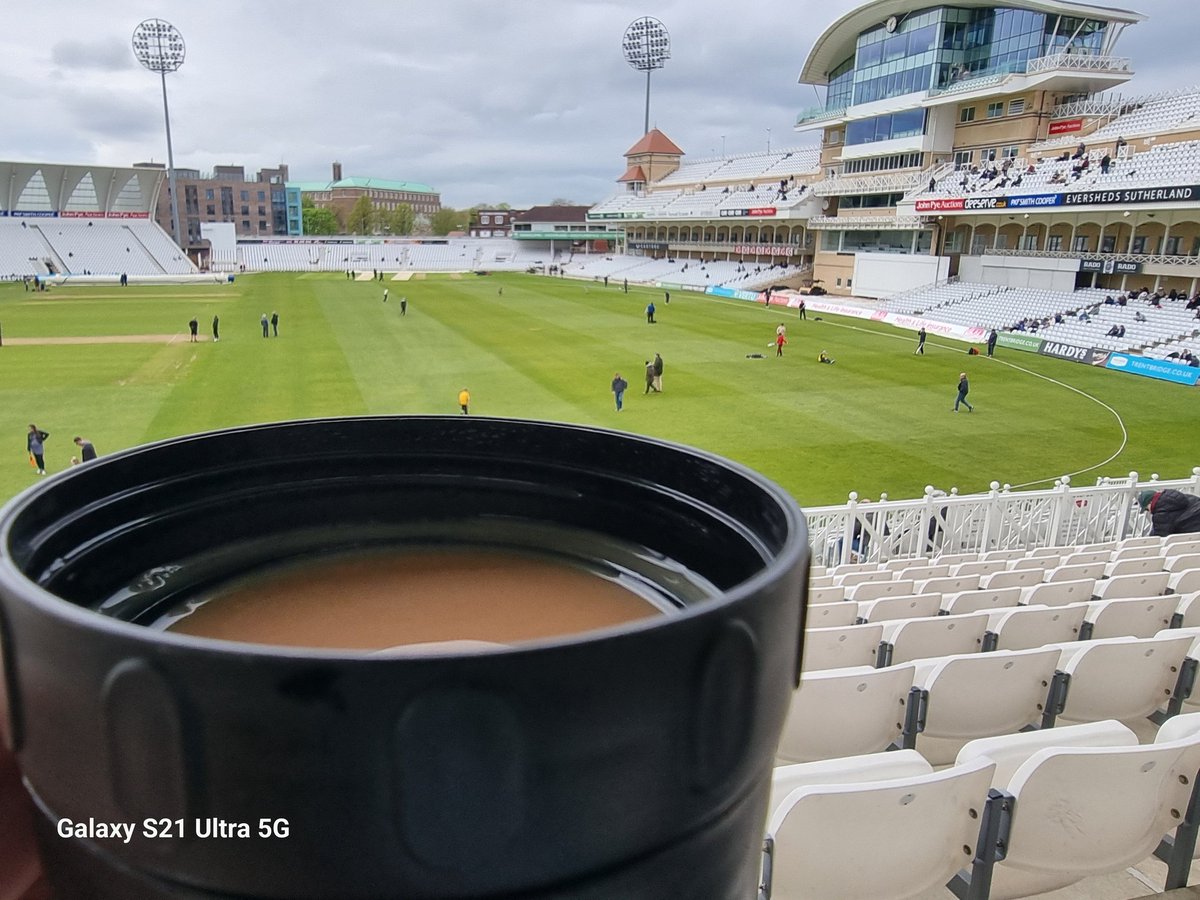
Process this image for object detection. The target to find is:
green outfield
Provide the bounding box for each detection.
[0,272,1195,507]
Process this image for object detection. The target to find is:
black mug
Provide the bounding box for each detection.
[0,416,808,899]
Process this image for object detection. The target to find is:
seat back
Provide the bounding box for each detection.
[1046,562,1105,582]
[979,568,1044,590]
[1170,570,1200,596]
[1093,571,1170,600]
[1057,633,1194,724]
[941,586,1022,615]
[1085,595,1178,639]
[836,570,895,587]
[1167,553,1200,574]
[1104,556,1166,578]
[897,564,950,581]
[916,574,982,595]
[1019,579,1096,607]
[915,648,1061,765]
[950,560,1007,577]
[808,584,845,604]
[801,624,884,672]
[986,604,1086,651]
[776,664,915,764]
[766,757,996,900]
[805,601,858,628]
[992,738,1200,899]
[856,593,941,623]
[883,613,990,666]
[846,579,916,602]
[769,749,931,821]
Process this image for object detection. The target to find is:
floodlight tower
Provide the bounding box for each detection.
[133,18,186,247]
[623,17,670,136]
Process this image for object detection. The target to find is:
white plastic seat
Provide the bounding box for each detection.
[1093,571,1170,600]
[983,549,1027,562]
[915,575,981,595]
[1084,595,1178,639]
[801,623,884,672]
[808,584,845,604]
[835,570,894,587]
[776,664,916,764]
[855,593,941,623]
[804,601,858,628]
[879,612,990,666]
[896,564,950,581]
[1060,551,1110,567]
[978,569,1044,590]
[1113,535,1161,549]
[949,561,1006,577]
[985,604,1086,651]
[1174,593,1200,629]
[1164,536,1200,553]
[952,714,1200,900]
[940,586,1021,615]
[1046,562,1105,582]
[1170,570,1200,595]
[1018,578,1095,607]
[1006,556,1053,572]
[768,749,930,821]
[1167,553,1200,574]
[1027,547,1065,560]
[1103,556,1166,578]
[846,579,915,602]
[909,647,1060,765]
[764,754,996,900]
[1051,634,1194,725]
[808,574,836,589]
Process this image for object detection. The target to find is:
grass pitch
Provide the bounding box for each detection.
[0,272,1196,507]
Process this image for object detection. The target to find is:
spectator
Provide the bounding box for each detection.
[1139,489,1200,536]
[73,436,97,461]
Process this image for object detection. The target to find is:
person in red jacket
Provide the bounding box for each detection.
[775,332,787,357]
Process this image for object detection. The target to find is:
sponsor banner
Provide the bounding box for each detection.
[1062,185,1200,207]
[657,281,686,292]
[10,210,58,218]
[915,197,965,212]
[60,210,106,218]
[705,286,759,301]
[767,293,987,344]
[1006,193,1062,209]
[589,212,644,220]
[105,211,150,219]
[1105,353,1200,386]
[0,210,7,216]
[997,333,1044,353]
[1048,118,1084,135]
[1079,258,1143,275]
[1037,340,1104,364]
[629,241,668,251]
[718,207,777,218]
[733,244,796,257]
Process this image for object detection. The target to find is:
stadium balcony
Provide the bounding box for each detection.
[915,140,1200,201]
[1031,85,1200,153]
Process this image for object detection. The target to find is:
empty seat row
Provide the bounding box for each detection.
[764,714,1200,900]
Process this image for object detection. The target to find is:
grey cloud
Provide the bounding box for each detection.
[51,38,135,72]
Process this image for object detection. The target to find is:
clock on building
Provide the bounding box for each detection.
[885,15,899,33]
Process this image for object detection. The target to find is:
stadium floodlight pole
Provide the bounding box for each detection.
[132,18,186,248]
[622,17,670,136]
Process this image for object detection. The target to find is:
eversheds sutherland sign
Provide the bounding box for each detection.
[915,184,1200,213]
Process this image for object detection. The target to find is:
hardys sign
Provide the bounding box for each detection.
[1037,341,1106,365]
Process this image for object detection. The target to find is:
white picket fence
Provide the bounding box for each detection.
[805,468,1200,568]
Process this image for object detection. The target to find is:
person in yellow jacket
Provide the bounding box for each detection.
[458,388,470,415]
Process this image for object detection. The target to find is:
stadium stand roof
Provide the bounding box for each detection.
[799,0,1146,85]
[618,165,647,183]
[290,176,436,194]
[0,161,162,215]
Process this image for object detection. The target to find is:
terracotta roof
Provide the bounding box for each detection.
[617,164,647,183]
[624,129,684,158]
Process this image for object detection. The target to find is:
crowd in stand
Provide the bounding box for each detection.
[1009,286,1200,343]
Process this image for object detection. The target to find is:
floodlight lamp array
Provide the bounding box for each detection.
[132,19,186,73]
[622,17,670,72]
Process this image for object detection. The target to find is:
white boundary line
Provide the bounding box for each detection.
[800,314,1130,489]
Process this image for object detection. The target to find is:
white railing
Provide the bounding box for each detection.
[984,248,1200,267]
[807,215,925,230]
[1026,53,1132,75]
[806,469,1200,568]
[1049,94,1128,119]
[813,169,929,197]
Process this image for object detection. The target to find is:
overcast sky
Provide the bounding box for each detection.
[0,0,1192,209]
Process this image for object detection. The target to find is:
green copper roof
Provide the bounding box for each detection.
[289,177,436,194]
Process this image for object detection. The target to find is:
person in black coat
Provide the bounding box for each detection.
[1139,490,1200,536]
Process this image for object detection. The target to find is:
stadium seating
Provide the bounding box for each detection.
[764,752,996,900]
